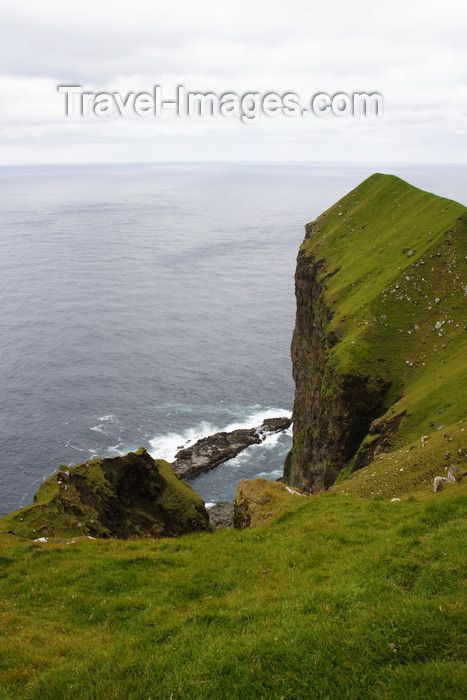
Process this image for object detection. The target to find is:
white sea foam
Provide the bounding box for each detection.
[228,451,252,468]
[149,420,217,462]
[107,442,126,455]
[258,468,282,478]
[148,407,292,463]
[222,407,292,433]
[258,431,282,449]
[90,414,119,436]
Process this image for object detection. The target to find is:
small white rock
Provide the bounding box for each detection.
[286,487,306,497]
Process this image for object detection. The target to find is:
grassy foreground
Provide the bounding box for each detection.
[1,482,466,699]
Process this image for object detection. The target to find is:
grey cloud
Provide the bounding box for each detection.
[0,0,466,164]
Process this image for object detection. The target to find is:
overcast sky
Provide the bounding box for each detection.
[0,0,466,165]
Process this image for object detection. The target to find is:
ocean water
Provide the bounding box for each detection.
[1,162,466,517]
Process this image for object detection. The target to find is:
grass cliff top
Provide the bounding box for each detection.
[301,173,467,454]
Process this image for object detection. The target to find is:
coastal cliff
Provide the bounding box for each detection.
[284,173,467,493]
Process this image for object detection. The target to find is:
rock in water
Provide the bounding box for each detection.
[171,416,292,480]
[1,448,210,540]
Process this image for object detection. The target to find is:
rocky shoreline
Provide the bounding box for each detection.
[171,416,292,480]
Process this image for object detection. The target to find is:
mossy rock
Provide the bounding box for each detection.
[234,478,309,529]
[0,448,210,540]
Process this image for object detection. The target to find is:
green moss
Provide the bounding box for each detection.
[320,356,341,400]
[32,475,60,505]
[154,459,208,529]
[332,459,356,485]
[234,479,309,528]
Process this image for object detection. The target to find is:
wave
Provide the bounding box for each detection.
[148,406,292,463]
[222,407,292,433]
[257,468,283,479]
[90,414,118,435]
[90,424,106,434]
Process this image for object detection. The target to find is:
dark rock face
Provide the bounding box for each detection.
[171,417,292,480]
[207,502,234,529]
[352,411,408,471]
[72,450,210,538]
[4,449,210,540]
[284,232,389,493]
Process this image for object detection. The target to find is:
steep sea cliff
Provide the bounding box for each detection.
[284,173,467,493]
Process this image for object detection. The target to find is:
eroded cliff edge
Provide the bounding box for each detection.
[284,173,467,493]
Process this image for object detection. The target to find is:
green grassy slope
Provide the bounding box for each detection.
[0,482,466,699]
[333,418,467,498]
[300,173,467,487]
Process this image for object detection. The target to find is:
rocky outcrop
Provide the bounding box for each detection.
[233,478,308,529]
[2,448,210,540]
[433,465,460,493]
[352,411,407,471]
[172,417,291,480]
[207,501,234,529]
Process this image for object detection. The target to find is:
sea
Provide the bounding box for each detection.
[1,162,466,517]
